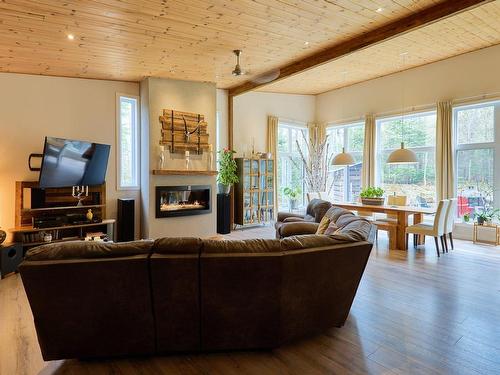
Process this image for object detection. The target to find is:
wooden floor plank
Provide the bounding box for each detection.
[1,228,499,375]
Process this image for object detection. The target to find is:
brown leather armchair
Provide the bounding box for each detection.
[275,199,332,238]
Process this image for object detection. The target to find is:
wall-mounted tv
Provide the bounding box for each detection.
[38,137,111,188]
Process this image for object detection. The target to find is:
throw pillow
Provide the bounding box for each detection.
[323,221,339,235]
[315,216,331,235]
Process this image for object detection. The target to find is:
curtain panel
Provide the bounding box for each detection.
[267,116,279,218]
[362,114,376,188]
[436,101,455,200]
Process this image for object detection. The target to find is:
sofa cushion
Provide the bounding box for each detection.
[335,213,362,229]
[325,206,354,223]
[281,234,352,251]
[154,237,202,255]
[25,240,153,261]
[307,199,333,223]
[283,217,306,223]
[333,219,372,242]
[202,238,282,254]
[315,216,331,235]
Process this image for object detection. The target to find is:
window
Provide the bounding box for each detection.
[277,122,308,210]
[453,100,500,218]
[117,94,139,189]
[326,122,364,202]
[376,111,437,206]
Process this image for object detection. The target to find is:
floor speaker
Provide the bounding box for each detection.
[1,243,22,279]
[217,194,231,234]
[117,198,135,242]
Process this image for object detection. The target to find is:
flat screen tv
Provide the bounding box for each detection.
[38,137,111,188]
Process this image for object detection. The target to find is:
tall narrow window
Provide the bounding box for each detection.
[277,121,308,211]
[117,94,139,189]
[453,100,499,219]
[326,122,364,202]
[376,111,436,206]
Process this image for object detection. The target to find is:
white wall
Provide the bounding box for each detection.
[141,77,217,239]
[233,91,316,156]
[0,73,140,240]
[216,89,229,151]
[316,44,500,123]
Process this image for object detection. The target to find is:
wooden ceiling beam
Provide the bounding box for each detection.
[228,0,493,97]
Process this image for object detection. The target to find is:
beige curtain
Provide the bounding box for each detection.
[308,123,326,146]
[267,116,279,218]
[362,114,376,188]
[436,101,455,200]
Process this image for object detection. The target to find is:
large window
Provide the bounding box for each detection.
[453,100,500,218]
[326,122,364,202]
[117,94,140,189]
[376,111,436,206]
[277,122,308,210]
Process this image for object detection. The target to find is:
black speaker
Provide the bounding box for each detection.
[217,194,231,234]
[117,198,135,242]
[31,188,46,209]
[1,243,23,279]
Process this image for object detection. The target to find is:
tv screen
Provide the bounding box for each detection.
[38,137,111,188]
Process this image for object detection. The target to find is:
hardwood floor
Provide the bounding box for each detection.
[1,228,499,375]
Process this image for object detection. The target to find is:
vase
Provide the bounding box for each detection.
[218,183,231,195]
[289,199,297,210]
[477,217,485,225]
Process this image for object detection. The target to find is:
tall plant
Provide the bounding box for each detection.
[217,149,239,186]
[291,130,333,194]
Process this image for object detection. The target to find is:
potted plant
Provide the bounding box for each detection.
[217,149,239,194]
[463,213,470,223]
[283,187,301,210]
[360,187,385,206]
[474,208,500,225]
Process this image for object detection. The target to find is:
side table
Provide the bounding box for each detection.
[1,243,23,279]
[472,223,500,246]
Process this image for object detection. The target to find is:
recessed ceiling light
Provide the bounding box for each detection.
[304,41,310,46]
[67,34,75,40]
[399,51,409,56]
[376,7,383,13]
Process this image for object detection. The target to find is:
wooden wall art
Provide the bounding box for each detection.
[159,109,210,154]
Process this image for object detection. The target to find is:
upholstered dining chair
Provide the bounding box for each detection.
[405,200,450,257]
[374,195,407,222]
[443,198,458,252]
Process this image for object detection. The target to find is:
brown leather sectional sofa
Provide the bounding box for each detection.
[20,216,375,360]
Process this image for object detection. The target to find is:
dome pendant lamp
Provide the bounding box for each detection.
[332,147,356,166]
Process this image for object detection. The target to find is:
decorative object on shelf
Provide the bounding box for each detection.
[185,150,190,170]
[292,130,333,196]
[86,209,94,221]
[332,147,355,166]
[159,109,210,154]
[260,152,272,159]
[474,208,500,226]
[72,186,89,206]
[41,232,52,242]
[158,145,165,170]
[217,149,239,195]
[207,144,214,171]
[0,229,6,245]
[463,213,470,223]
[234,157,275,226]
[283,187,301,211]
[360,186,385,205]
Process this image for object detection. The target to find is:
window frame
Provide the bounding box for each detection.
[277,120,308,210]
[116,93,140,191]
[375,109,437,204]
[453,99,500,215]
[326,121,365,202]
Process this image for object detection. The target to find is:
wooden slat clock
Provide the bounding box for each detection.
[159,109,210,154]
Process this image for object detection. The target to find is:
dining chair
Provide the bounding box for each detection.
[374,195,407,222]
[443,198,458,251]
[405,200,450,257]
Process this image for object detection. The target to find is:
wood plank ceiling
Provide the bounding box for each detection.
[0,0,498,94]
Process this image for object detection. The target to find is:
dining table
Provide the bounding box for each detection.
[334,202,436,250]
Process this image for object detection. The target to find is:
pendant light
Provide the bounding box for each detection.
[332,71,356,167]
[387,52,418,164]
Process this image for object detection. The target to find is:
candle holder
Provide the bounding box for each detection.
[72,186,89,206]
[185,150,190,170]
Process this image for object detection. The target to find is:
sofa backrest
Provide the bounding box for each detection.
[306,199,333,222]
[20,240,155,360]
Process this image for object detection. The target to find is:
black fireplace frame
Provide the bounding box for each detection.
[155,185,212,218]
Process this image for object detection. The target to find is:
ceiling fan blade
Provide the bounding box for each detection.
[250,69,281,84]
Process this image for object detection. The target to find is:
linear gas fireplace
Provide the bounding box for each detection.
[155,185,211,218]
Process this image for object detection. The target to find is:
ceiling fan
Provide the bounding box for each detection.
[231,49,280,84]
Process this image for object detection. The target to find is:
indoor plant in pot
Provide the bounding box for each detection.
[217,148,239,194]
[474,208,500,225]
[283,186,301,211]
[360,187,385,206]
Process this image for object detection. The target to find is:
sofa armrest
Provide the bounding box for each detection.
[277,212,305,222]
[278,222,319,238]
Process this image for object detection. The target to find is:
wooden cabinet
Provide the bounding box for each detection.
[234,158,275,226]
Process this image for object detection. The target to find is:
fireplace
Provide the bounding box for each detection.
[155,185,211,218]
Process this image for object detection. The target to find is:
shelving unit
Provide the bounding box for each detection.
[234,157,275,226]
[11,181,114,253]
